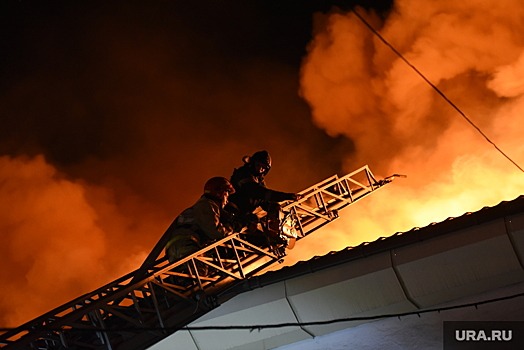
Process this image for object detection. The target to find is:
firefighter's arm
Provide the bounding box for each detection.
[242,181,297,202]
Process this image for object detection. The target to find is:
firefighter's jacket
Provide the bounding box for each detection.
[229,164,295,219]
[165,194,233,253]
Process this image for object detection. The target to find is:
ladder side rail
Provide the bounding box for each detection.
[105,234,284,340]
[0,263,182,346]
[2,237,232,346]
[282,171,370,230]
[282,165,372,212]
[283,166,389,241]
[150,233,279,281]
[1,279,189,347]
[292,166,380,214]
[196,235,282,284]
[282,175,364,238]
[1,282,167,349]
[0,268,143,345]
[296,178,392,241]
[79,236,284,348]
[0,231,240,340]
[297,175,339,196]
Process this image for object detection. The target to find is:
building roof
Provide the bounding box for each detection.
[228,194,524,295]
[149,195,524,350]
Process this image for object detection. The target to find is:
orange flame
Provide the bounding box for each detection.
[286,1,524,264]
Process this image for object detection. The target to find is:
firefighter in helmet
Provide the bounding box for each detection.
[165,177,235,264]
[229,150,298,215]
[228,150,299,247]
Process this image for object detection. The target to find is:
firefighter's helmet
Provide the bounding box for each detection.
[204,177,235,197]
[249,150,272,175]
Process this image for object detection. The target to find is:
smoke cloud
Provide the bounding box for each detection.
[0,155,167,325]
[287,0,524,262]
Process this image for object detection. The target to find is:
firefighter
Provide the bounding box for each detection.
[228,150,299,248]
[165,177,235,266]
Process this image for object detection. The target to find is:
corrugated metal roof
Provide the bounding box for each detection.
[226,194,524,295]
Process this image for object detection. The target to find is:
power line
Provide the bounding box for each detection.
[1,291,522,333]
[350,8,524,174]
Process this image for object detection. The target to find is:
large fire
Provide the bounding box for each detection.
[285,0,524,263]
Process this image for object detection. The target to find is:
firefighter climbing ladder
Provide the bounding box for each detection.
[0,165,401,350]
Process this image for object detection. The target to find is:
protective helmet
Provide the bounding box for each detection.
[204,177,235,197]
[249,150,272,174]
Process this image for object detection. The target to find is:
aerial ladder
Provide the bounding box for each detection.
[0,165,403,350]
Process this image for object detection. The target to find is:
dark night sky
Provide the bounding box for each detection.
[0,0,394,218]
[1,0,392,197]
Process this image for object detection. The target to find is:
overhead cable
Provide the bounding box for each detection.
[350,8,524,174]
[1,291,522,333]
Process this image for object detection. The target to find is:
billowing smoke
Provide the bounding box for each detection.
[287,0,524,262]
[0,155,166,325]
